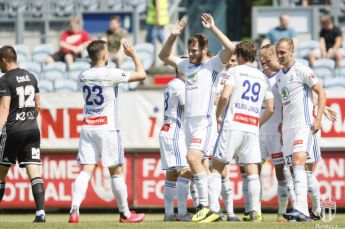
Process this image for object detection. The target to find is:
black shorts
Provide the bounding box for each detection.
[0,129,41,168]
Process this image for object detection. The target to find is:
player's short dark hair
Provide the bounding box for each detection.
[188,33,208,50]
[235,41,256,62]
[87,40,107,62]
[0,45,17,62]
[277,38,294,52]
[110,15,121,22]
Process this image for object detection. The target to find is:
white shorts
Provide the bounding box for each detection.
[77,129,124,167]
[159,136,188,170]
[214,129,261,164]
[185,116,213,155]
[306,130,322,164]
[282,127,320,166]
[260,134,284,165]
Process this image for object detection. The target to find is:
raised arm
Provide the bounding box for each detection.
[159,19,187,68]
[201,13,235,64]
[123,40,147,82]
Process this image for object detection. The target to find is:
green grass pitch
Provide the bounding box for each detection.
[0,213,344,229]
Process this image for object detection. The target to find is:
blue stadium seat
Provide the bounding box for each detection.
[54,78,78,92]
[324,78,345,89]
[42,62,67,81]
[38,79,54,93]
[312,67,333,80]
[79,0,100,11]
[32,43,55,63]
[5,0,28,17]
[296,40,319,58]
[13,44,30,62]
[29,0,44,17]
[52,0,75,17]
[134,43,155,70]
[295,58,309,67]
[336,67,345,78]
[68,61,90,80]
[19,61,42,80]
[313,58,335,70]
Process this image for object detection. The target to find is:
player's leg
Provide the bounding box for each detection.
[20,129,46,223]
[105,131,144,223]
[176,168,193,221]
[69,130,98,223]
[164,169,178,221]
[190,178,199,210]
[240,165,250,221]
[0,165,10,201]
[64,53,74,70]
[220,166,240,221]
[306,162,321,219]
[275,163,289,222]
[283,165,296,208]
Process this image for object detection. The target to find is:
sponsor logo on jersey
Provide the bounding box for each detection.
[83,116,108,125]
[161,123,171,132]
[293,139,303,146]
[233,113,259,126]
[271,152,283,159]
[186,73,197,85]
[16,112,26,121]
[191,138,202,144]
[281,87,289,101]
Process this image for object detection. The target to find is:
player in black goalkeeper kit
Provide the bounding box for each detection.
[0,45,45,222]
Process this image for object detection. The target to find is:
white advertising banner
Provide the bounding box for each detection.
[38,89,345,150]
[38,91,164,150]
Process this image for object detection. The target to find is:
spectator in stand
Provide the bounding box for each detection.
[145,0,169,44]
[46,17,91,70]
[101,16,127,67]
[262,14,298,47]
[308,15,344,68]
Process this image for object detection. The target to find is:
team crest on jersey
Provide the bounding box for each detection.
[186,73,197,85]
[281,87,289,100]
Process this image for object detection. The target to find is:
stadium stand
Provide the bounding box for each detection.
[32,43,55,63]
[13,44,30,62]
[295,58,309,66]
[38,79,55,93]
[68,61,91,80]
[54,78,78,92]
[19,61,42,79]
[42,62,67,80]
[296,40,320,59]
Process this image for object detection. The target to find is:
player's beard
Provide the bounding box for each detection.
[189,54,203,65]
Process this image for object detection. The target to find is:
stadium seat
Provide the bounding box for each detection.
[68,61,90,80]
[336,67,345,78]
[296,40,319,58]
[295,58,309,67]
[121,59,136,72]
[32,43,55,63]
[38,79,54,93]
[312,67,333,80]
[134,43,155,70]
[108,0,133,10]
[13,44,30,62]
[52,0,75,17]
[42,62,67,81]
[54,78,78,92]
[324,77,345,89]
[79,0,100,11]
[313,58,335,70]
[5,0,27,17]
[29,0,44,17]
[19,61,42,80]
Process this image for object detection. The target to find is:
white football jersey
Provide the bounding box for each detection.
[78,66,129,131]
[260,73,282,136]
[177,55,224,117]
[159,78,185,139]
[221,64,273,135]
[276,62,318,131]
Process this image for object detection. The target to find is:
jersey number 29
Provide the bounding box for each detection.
[241,80,261,102]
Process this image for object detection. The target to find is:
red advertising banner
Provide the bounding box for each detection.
[2,152,344,208]
[135,152,345,208]
[2,153,133,208]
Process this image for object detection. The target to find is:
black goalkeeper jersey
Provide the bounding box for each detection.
[0,68,40,134]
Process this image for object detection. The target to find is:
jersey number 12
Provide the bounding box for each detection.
[16,85,35,108]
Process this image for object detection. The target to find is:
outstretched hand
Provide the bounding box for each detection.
[201,13,215,30]
[171,19,187,36]
[123,40,136,58]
